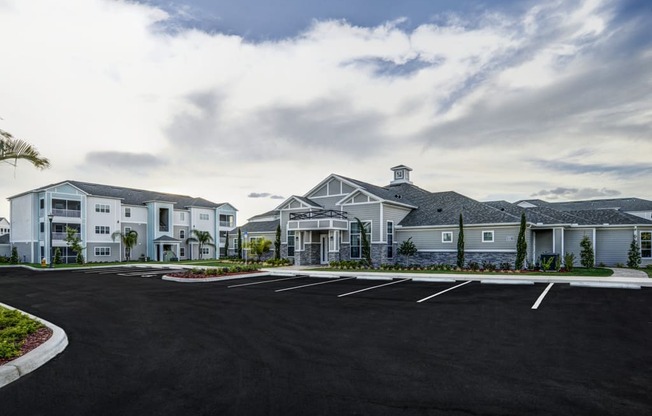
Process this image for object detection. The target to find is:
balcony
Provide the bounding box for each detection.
[52,209,81,218]
[219,221,235,228]
[53,232,80,240]
[288,210,349,231]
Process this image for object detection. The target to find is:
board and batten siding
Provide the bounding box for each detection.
[595,229,633,266]
[342,203,382,242]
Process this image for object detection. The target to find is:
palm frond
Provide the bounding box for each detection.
[0,134,51,170]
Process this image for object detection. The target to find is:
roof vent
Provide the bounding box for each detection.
[437,208,443,212]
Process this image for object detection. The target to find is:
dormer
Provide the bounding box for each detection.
[390,165,413,185]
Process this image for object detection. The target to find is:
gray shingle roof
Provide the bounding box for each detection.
[550,197,652,212]
[236,220,280,234]
[31,180,225,208]
[293,195,321,208]
[0,234,9,244]
[336,175,418,207]
[393,184,519,227]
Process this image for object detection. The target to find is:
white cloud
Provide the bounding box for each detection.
[0,0,650,223]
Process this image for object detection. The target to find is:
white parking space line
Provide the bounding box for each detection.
[275,277,356,292]
[531,283,554,310]
[227,275,305,288]
[338,278,411,298]
[416,280,472,303]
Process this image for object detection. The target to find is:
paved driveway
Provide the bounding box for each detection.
[1,267,651,415]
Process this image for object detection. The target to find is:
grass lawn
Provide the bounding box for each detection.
[2,259,253,269]
[641,268,652,278]
[0,306,44,360]
[309,267,614,277]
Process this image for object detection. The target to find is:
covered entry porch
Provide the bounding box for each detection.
[288,210,348,266]
[153,235,181,262]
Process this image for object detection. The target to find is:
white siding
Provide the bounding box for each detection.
[10,194,35,242]
[87,197,121,243]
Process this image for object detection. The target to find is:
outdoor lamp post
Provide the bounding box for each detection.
[48,213,54,268]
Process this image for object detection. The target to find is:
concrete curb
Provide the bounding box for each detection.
[267,268,652,287]
[0,303,69,389]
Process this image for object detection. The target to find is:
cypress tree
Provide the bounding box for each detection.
[237,228,243,259]
[274,224,281,260]
[224,232,229,258]
[627,234,641,268]
[457,213,465,268]
[515,212,527,270]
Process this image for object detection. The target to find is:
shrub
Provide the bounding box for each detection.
[564,252,575,272]
[627,235,641,269]
[499,262,511,271]
[579,236,594,268]
[481,261,496,271]
[468,261,480,272]
[54,248,62,265]
[0,307,44,359]
[10,247,18,264]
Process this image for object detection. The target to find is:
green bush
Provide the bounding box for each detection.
[0,307,44,359]
[564,252,575,272]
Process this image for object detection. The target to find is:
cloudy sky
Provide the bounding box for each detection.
[1,0,651,223]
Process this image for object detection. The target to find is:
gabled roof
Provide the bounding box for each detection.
[275,195,322,210]
[336,175,418,207]
[153,235,181,242]
[11,180,225,209]
[0,234,9,244]
[248,210,279,222]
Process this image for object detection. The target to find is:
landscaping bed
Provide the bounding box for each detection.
[0,306,52,365]
[166,265,260,279]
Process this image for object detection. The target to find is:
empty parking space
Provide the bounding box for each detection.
[1,267,651,415]
[72,266,184,278]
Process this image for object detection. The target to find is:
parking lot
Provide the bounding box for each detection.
[1,267,651,415]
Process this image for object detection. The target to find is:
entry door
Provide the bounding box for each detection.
[320,235,328,265]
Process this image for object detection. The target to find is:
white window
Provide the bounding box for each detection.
[350,221,370,259]
[95,226,110,234]
[95,247,111,256]
[201,247,210,255]
[179,230,185,239]
[125,227,131,234]
[180,247,185,257]
[442,231,453,243]
[482,230,494,243]
[124,208,131,218]
[641,231,651,258]
[287,230,295,256]
[95,204,110,213]
[199,213,209,220]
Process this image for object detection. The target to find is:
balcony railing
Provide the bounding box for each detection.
[289,210,347,220]
[219,221,235,227]
[53,232,80,240]
[52,209,81,218]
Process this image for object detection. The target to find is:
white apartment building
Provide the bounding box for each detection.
[8,180,237,264]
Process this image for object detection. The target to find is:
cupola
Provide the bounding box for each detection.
[390,165,413,185]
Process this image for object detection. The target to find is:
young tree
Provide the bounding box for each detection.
[274,224,281,260]
[111,229,139,261]
[248,238,272,262]
[0,129,51,171]
[237,228,243,259]
[10,246,18,264]
[54,247,62,265]
[515,212,527,270]
[457,213,465,268]
[397,237,418,266]
[64,226,84,264]
[224,232,230,258]
[579,235,594,268]
[627,234,642,269]
[355,218,371,267]
[185,229,215,260]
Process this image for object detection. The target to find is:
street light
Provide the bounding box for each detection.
[47,213,54,268]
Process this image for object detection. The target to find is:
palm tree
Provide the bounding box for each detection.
[1,129,51,170]
[111,229,139,262]
[185,229,215,260]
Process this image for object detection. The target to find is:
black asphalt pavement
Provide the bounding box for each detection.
[1,267,651,415]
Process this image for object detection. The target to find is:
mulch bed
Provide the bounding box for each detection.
[0,327,53,366]
[166,271,261,279]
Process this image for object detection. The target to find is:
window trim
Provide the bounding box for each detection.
[386,221,394,258]
[95,204,110,213]
[95,225,110,234]
[350,220,371,259]
[442,231,453,243]
[94,247,111,256]
[287,230,295,256]
[482,230,495,243]
[641,231,651,259]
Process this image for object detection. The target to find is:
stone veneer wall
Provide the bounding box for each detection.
[401,251,517,268]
